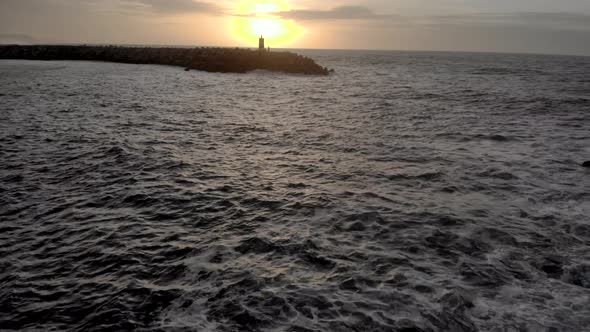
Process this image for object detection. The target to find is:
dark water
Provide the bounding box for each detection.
[1,50,590,332]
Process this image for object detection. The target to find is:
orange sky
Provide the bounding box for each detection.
[1,0,590,55]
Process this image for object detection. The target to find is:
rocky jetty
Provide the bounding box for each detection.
[0,45,331,75]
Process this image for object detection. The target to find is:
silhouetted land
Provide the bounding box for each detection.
[0,45,331,75]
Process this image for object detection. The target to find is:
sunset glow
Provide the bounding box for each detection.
[230,0,304,47]
[2,0,589,55]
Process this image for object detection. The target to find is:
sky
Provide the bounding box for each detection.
[1,0,590,56]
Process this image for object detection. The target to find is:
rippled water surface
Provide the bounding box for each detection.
[1,51,590,331]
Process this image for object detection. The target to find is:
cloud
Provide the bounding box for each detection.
[427,12,590,31]
[60,0,223,16]
[134,0,221,14]
[274,5,590,33]
[272,4,590,32]
[277,6,392,21]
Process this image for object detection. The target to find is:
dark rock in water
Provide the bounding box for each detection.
[429,288,478,332]
[4,174,24,182]
[346,211,384,224]
[472,227,518,246]
[180,299,193,308]
[232,310,265,328]
[0,45,331,75]
[488,134,509,141]
[459,262,509,287]
[573,224,590,238]
[287,326,316,332]
[440,288,474,313]
[533,256,566,279]
[299,252,336,270]
[396,319,426,332]
[437,215,464,226]
[414,284,434,293]
[567,265,590,288]
[347,221,367,231]
[583,161,590,167]
[339,278,359,291]
[235,237,277,254]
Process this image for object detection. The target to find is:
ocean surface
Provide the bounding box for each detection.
[1,50,590,332]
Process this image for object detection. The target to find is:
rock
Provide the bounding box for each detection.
[347,221,367,232]
[0,45,331,75]
[339,278,359,291]
[414,285,434,293]
[440,288,474,313]
[567,264,590,288]
[235,238,277,254]
[533,256,566,279]
[583,161,590,167]
[299,252,336,270]
[573,224,590,238]
[396,319,426,332]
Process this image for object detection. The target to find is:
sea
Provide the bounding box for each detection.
[1,49,590,332]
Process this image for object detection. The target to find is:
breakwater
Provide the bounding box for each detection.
[0,45,331,75]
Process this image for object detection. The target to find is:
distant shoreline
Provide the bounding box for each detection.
[0,45,331,75]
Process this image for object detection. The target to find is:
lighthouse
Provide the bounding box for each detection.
[259,35,265,51]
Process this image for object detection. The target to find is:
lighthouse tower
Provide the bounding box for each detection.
[259,35,265,51]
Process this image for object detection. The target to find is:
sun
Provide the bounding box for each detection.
[230,0,305,47]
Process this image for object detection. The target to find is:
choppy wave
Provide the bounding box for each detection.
[1,51,590,331]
